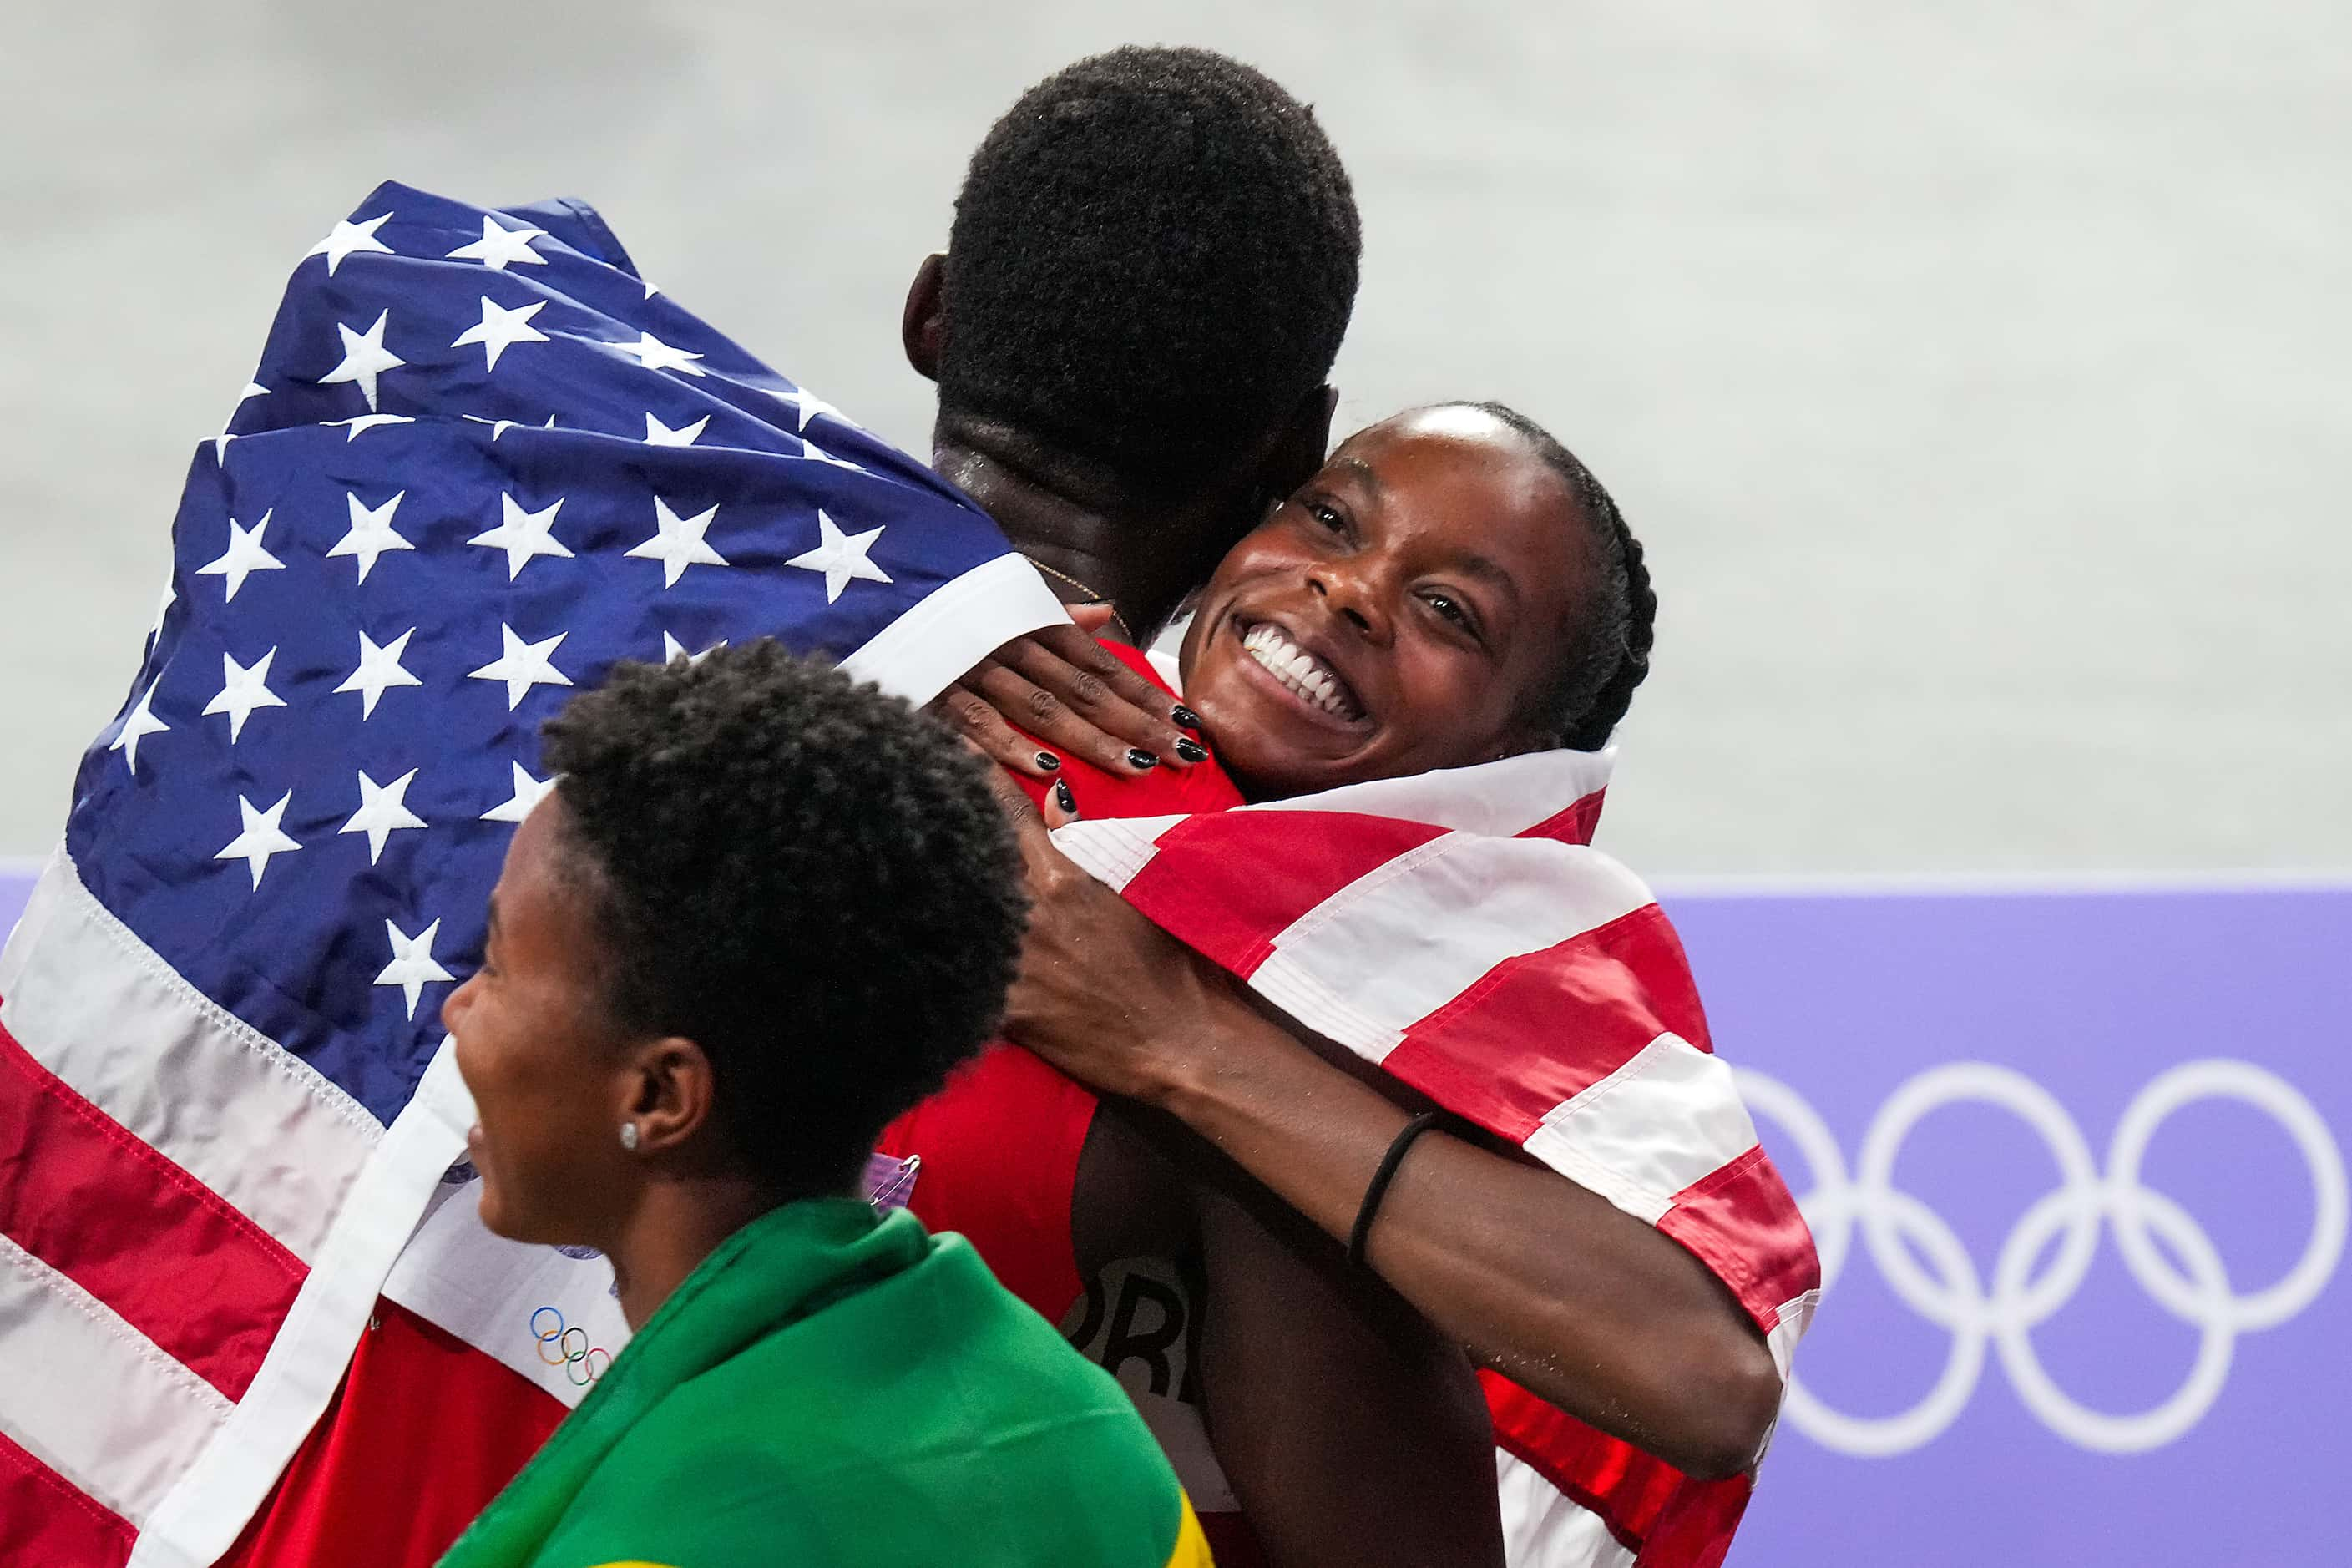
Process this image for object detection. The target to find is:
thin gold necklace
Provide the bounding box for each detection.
[1021,555,1136,644]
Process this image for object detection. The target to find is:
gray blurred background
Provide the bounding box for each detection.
[4,1,2346,878]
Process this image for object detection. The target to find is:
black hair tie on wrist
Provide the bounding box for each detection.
[1348,1110,1446,1269]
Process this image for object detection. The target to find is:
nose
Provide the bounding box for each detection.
[1308,556,1390,643]
[440,972,476,1037]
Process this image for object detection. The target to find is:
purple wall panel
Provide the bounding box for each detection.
[0,867,31,953]
[1666,888,2349,1566]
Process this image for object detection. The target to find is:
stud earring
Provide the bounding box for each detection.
[618,1123,640,1151]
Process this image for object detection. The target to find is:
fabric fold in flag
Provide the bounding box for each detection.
[1050,752,1823,1567]
[1051,751,1817,1331]
[0,180,1065,1568]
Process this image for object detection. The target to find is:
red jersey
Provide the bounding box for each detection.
[874,640,1261,1560]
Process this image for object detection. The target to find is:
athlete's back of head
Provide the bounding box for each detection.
[908,46,1361,518]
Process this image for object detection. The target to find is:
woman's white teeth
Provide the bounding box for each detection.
[1242,624,1358,719]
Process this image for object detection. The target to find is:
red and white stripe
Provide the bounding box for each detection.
[1053,748,1823,1567]
[0,850,508,1568]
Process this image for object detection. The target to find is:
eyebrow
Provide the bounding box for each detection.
[1334,455,1385,502]
[1449,550,1523,609]
[483,894,502,944]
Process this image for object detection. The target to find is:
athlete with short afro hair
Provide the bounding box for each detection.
[905,45,1363,679]
[937,44,1359,504]
[439,644,1216,1567]
[536,642,1028,1198]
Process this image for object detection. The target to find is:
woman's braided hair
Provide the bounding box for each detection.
[1458,402,1656,752]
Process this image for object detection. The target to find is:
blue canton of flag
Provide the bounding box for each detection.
[70,181,1063,1126]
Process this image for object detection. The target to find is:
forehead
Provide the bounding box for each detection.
[500,794,565,895]
[494,796,599,946]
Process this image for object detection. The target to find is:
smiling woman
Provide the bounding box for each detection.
[1176,402,1650,802]
[922,399,1808,1568]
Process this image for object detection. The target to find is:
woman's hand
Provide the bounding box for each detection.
[979,762,1233,1103]
[933,608,1205,779]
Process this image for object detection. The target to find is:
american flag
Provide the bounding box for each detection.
[0,183,1061,1568]
[1051,749,1823,1568]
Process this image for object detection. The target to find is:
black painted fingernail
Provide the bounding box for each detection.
[1171,706,1201,731]
[1034,751,1061,771]
[1125,748,1160,771]
[1175,737,1208,764]
[1053,778,1077,815]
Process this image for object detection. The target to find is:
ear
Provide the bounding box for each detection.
[1255,382,1338,504]
[901,253,948,382]
[620,1036,722,1160]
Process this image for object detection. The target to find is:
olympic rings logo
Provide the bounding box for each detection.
[1735,1059,2347,1456]
[531,1305,614,1388]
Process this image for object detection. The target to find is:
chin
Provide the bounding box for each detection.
[474,1184,523,1242]
[473,1177,561,1246]
[1195,691,1373,802]
[1212,738,1353,804]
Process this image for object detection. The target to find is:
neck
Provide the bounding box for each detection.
[933,415,1241,643]
[602,1171,782,1332]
